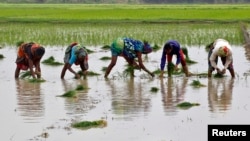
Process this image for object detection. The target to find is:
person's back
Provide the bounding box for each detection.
[15,42,45,79]
[61,42,89,79]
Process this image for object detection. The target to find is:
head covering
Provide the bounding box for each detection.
[112,37,124,53]
[218,46,229,57]
[70,42,78,47]
[142,42,152,54]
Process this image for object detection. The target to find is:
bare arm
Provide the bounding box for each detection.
[34,60,41,78]
[61,63,79,79]
[28,59,36,78]
[137,52,154,77]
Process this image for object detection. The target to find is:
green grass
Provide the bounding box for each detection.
[1,4,250,23]
[0,4,247,46]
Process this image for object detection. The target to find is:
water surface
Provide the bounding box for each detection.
[0,45,250,141]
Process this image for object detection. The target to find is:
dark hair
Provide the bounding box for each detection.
[142,41,152,54]
[164,43,173,50]
[35,47,45,57]
[205,42,214,51]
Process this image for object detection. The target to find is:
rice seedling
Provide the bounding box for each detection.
[191,80,206,87]
[28,78,46,83]
[153,69,162,74]
[177,102,200,109]
[72,120,107,129]
[77,70,100,76]
[42,56,63,66]
[150,87,159,93]
[100,56,111,61]
[214,73,225,78]
[75,85,85,91]
[0,22,243,47]
[20,71,32,79]
[101,67,107,72]
[0,54,4,59]
[167,62,175,77]
[59,90,76,97]
[86,48,95,54]
[152,44,161,52]
[87,71,101,76]
[101,45,110,50]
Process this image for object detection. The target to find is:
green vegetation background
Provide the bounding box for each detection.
[0,4,249,46]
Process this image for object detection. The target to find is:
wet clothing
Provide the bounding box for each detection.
[160,40,186,70]
[64,44,89,70]
[15,42,44,70]
[111,37,151,59]
[208,39,233,71]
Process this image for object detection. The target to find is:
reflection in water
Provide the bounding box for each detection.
[107,78,151,119]
[15,79,44,122]
[61,79,94,115]
[160,77,188,115]
[244,44,250,76]
[207,78,234,112]
[244,44,250,61]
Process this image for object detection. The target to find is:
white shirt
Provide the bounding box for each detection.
[209,39,233,69]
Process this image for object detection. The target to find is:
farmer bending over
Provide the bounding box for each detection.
[61,42,89,79]
[15,42,45,79]
[104,37,155,78]
[207,39,235,78]
[159,40,190,78]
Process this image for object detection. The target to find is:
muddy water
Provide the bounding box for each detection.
[0,45,250,141]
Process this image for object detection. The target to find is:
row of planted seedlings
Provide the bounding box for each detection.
[0,22,244,47]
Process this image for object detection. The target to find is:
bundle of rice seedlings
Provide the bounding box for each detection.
[28,78,46,83]
[75,85,84,91]
[60,90,76,97]
[100,56,111,61]
[42,56,63,66]
[77,70,100,76]
[150,87,159,92]
[72,120,107,129]
[177,102,200,109]
[20,71,32,79]
[214,73,224,78]
[0,54,4,59]
[191,80,206,87]
[152,44,161,51]
[101,45,110,50]
[167,62,175,77]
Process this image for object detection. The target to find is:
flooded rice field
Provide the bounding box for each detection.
[0,45,250,141]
